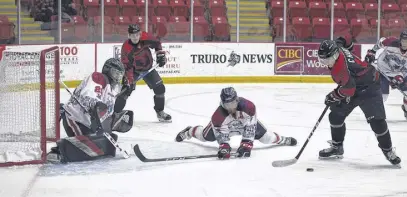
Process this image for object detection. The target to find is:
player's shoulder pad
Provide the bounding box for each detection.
[211,106,228,127]
[91,72,107,88]
[330,52,347,76]
[238,97,256,116]
[382,37,400,47]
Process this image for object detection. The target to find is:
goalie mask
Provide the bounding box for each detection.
[220,87,239,114]
[318,40,339,69]
[102,58,125,84]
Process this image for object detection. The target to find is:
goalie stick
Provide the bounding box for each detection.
[59,80,131,159]
[133,144,239,162]
[272,105,329,167]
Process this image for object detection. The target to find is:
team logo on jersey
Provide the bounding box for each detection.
[384,53,407,71]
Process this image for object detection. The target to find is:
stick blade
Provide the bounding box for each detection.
[133,144,147,162]
[272,158,298,167]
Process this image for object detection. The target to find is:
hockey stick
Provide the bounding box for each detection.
[134,63,160,82]
[115,63,160,97]
[133,144,239,162]
[59,80,131,159]
[272,105,329,167]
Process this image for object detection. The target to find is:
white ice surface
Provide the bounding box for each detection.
[1,83,407,197]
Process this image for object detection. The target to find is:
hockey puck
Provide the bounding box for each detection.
[306,168,314,172]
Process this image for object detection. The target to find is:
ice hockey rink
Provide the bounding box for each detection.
[2,83,407,197]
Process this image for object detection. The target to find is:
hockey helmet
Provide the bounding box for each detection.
[102,58,125,84]
[220,87,238,113]
[400,29,407,51]
[128,24,141,43]
[318,40,340,68]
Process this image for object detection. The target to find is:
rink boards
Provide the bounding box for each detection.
[4,43,376,88]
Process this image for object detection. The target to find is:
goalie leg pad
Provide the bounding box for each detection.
[111,110,134,133]
[56,133,118,163]
[62,115,92,137]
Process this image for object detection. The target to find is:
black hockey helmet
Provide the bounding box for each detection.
[102,58,125,84]
[220,87,238,113]
[128,24,141,34]
[318,40,340,68]
[400,29,407,51]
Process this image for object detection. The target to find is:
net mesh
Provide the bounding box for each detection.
[0,47,59,165]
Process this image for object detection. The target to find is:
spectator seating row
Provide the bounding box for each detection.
[81,0,227,19]
[272,16,405,41]
[270,1,407,19]
[58,15,230,42]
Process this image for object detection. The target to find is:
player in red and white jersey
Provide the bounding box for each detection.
[175,87,297,159]
[364,29,407,118]
[54,58,134,163]
[62,58,125,135]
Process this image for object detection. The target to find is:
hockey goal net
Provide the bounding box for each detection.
[0,46,60,167]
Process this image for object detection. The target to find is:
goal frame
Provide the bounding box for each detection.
[0,46,60,167]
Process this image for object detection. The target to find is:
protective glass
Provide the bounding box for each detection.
[110,69,125,83]
[318,51,339,68]
[401,39,407,50]
[221,99,238,113]
[129,32,141,43]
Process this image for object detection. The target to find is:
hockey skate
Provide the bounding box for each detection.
[401,105,407,120]
[319,140,344,160]
[382,148,401,167]
[157,111,172,122]
[279,136,297,146]
[175,126,192,142]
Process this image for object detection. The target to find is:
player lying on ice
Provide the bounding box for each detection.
[50,58,134,163]
[175,87,297,159]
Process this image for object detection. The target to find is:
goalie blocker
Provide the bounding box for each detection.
[51,104,134,163]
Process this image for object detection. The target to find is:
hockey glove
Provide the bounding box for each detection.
[364,49,376,64]
[217,143,231,159]
[156,51,166,67]
[335,36,354,51]
[237,140,253,158]
[121,83,135,97]
[325,89,346,106]
[390,75,404,89]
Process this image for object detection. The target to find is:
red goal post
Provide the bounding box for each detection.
[0,46,60,167]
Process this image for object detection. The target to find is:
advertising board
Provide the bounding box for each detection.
[274,43,362,75]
